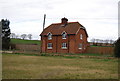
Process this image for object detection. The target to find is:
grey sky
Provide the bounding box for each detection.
[0,0,119,41]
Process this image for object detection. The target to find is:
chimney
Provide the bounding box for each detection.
[61,17,68,25]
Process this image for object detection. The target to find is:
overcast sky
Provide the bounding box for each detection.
[0,0,119,41]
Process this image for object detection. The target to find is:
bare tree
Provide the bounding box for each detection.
[21,34,27,40]
[90,38,95,43]
[15,34,19,39]
[95,39,99,43]
[99,39,103,46]
[28,34,32,40]
[90,38,96,45]
[10,33,16,38]
[99,39,103,43]
[104,39,109,45]
[109,40,115,44]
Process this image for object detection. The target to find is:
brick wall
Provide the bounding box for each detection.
[41,28,88,53]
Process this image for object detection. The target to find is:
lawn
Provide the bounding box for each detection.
[2,53,118,79]
[10,38,41,45]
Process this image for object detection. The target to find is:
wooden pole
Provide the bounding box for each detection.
[43,14,46,31]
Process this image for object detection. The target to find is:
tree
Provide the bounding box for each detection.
[1,19,11,49]
[28,34,32,40]
[99,39,103,46]
[95,39,99,43]
[109,40,114,44]
[15,34,19,39]
[10,33,16,38]
[21,34,27,40]
[98,39,103,43]
[114,38,120,58]
[104,39,109,45]
[90,38,95,43]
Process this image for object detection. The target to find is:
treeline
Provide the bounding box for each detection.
[90,38,115,46]
[10,33,32,40]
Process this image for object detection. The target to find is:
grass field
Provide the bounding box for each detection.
[10,38,41,45]
[2,53,118,79]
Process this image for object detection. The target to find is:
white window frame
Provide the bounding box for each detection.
[84,45,86,50]
[62,43,67,49]
[48,32,52,40]
[80,34,83,39]
[62,32,67,39]
[47,43,52,49]
[78,43,82,49]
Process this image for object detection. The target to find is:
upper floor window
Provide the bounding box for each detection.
[62,32,67,39]
[62,43,67,49]
[80,34,83,39]
[48,32,52,40]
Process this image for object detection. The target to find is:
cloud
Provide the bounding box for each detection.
[0,0,119,40]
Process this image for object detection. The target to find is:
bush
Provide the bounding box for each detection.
[114,38,120,58]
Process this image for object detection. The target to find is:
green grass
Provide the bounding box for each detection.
[10,38,41,45]
[2,53,118,79]
[40,52,113,57]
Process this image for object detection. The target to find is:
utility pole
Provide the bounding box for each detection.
[43,14,46,31]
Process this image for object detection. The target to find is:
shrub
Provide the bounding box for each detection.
[114,38,120,58]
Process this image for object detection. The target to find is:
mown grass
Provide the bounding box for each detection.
[40,52,114,57]
[2,53,118,79]
[10,38,41,45]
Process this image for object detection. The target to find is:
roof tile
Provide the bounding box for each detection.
[40,22,87,36]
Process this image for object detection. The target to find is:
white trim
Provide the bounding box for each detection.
[62,38,66,39]
[76,27,81,35]
[62,31,67,39]
[47,32,52,35]
[62,47,67,49]
[47,43,52,49]
[61,31,67,35]
[47,47,52,49]
[78,43,82,49]
[47,32,52,40]
[78,48,82,49]
[80,34,83,40]
[76,26,86,35]
[61,43,67,49]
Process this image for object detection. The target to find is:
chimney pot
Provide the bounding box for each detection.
[61,17,68,25]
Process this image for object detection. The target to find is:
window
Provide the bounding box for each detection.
[84,45,86,50]
[47,43,52,49]
[62,32,67,39]
[48,33,52,40]
[62,43,67,49]
[78,43,82,49]
[80,34,83,39]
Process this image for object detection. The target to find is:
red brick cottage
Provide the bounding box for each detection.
[40,17,88,53]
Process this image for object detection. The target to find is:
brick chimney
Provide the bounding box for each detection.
[61,17,68,25]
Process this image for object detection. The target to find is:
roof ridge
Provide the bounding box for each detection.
[52,22,79,25]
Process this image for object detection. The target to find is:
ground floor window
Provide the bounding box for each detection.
[47,43,52,49]
[84,45,86,50]
[62,43,67,49]
[78,43,82,49]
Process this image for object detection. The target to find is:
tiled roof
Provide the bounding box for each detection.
[40,22,88,37]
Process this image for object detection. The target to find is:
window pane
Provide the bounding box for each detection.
[80,34,83,39]
[48,43,52,49]
[79,44,82,49]
[48,33,52,40]
[62,32,66,39]
[62,43,67,48]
